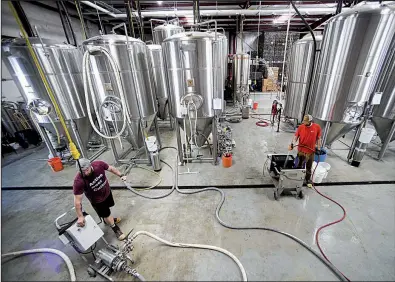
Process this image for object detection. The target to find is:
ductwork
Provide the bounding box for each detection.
[81,1,349,18]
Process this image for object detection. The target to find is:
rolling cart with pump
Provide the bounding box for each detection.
[55,207,144,281]
[265,154,306,200]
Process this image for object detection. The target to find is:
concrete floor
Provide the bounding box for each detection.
[1,185,394,281]
[1,93,395,281]
[2,93,395,188]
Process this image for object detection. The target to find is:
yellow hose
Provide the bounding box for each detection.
[9,2,80,160]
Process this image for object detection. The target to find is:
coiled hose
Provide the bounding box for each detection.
[131,231,247,281]
[82,47,130,140]
[124,147,348,281]
[1,248,76,282]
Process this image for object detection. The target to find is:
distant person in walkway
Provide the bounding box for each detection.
[73,158,127,240]
[288,114,322,185]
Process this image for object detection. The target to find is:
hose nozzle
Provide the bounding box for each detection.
[69,142,81,160]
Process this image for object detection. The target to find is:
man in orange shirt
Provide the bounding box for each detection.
[288,114,322,185]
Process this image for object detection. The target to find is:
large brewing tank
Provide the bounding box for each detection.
[146,44,169,120]
[309,3,395,145]
[1,38,92,150]
[82,34,157,148]
[163,31,224,146]
[284,35,323,121]
[153,24,184,45]
[233,53,250,104]
[371,37,395,143]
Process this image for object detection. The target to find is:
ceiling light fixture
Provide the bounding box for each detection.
[157,1,163,5]
[272,14,293,24]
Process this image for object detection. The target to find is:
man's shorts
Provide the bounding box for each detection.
[91,192,115,218]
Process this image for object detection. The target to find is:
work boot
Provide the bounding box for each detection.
[111,224,126,240]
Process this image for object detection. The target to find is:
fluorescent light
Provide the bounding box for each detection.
[157,1,163,5]
[272,14,293,24]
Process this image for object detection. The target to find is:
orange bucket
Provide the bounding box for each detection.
[252,102,259,110]
[222,154,232,168]
[48,157,63,172]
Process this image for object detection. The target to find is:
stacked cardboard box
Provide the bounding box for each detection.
[270,67,279,81]
[262,78,278,92]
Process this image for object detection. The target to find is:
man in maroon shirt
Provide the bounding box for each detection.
[288,114,322,185]
[73,158,127,240]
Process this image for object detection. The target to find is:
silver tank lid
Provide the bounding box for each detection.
[163,31,216,43]
[146,44,162,50]
[153,24,184,31]
[298,34,323,42]
[82,34,143,45]
[328,2,395,24]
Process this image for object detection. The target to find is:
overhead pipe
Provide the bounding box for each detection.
[279,4,293,105]
[80,1,349,18]
[290,0,317,120]
[336,0,343,14]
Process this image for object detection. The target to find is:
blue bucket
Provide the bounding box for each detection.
[314,148,327,162]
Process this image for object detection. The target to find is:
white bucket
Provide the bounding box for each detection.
[312,162,331,183]
[145,136,158,152]
[358,128,375,144]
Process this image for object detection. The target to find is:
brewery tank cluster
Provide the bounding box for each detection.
[1,37,106,160]
[146,20,185,126]
[282,2,395,161]
[283,35,323,123]
[308,2,395,147]
[162,24,228,164]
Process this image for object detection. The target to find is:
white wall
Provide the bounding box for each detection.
[1,1,100,44]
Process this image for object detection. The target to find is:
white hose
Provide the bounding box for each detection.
[132,230,248,281]
[1,248,77,282]
[82,46,129,139]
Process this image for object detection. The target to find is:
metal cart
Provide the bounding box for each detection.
[266,154,306,200]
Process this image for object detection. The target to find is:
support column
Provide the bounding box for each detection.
[212,118,218,165]
[153,116,162,148]
[175,119,184,164]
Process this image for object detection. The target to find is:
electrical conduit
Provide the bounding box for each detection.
[2,248,76,282]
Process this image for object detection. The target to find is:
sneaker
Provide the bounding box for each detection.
[306,179,313,188]
[112,224,126,241]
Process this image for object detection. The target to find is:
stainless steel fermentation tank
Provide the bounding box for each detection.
[233,53,250,105]
[163,31,225,164]
[1,38,104,159]
[309,3,395,146]
[146,44,170,120]
[82,34,161,164]
[284,35,323,122]
[152,23,184,45]
[371,32,395,160]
